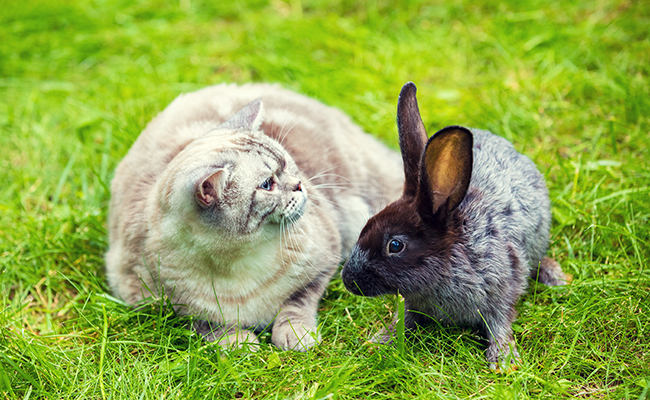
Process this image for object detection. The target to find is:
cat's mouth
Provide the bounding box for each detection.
[282,194,307,223]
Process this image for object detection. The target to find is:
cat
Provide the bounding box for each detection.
[106,83,404,350]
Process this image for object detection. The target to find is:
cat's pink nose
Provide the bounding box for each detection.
[294,181,302,192]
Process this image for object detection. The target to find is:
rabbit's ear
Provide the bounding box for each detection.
[418,126,473,222]
[397,82,428,198]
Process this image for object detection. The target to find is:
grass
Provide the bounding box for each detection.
[1,0,649,398]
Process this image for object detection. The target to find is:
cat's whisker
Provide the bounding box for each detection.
[283,214,331,262]
[308,181,365,189]
[309,183,358,191]
[309,184,375,200]
[278,119,301,146]
[305,200,344,223]
[278,218,294,278]
[278,218,322,289]
[273,101,293,143]
[289,217,343,264]
[294,224,343,265]
[278,222,312,292]
[307,174,355,185]
[307,194,345,212]
[306,164,350,182]
[281,220,314,290]
[273,102,303,145]
[268,97,290,142]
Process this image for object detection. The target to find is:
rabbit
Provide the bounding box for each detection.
[340,82,568,369]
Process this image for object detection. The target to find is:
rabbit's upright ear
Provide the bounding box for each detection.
[418,126,473,223]
[397,82,428,198]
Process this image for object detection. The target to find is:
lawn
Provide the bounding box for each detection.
[1,0,649,398]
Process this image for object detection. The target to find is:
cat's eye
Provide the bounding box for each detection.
[387,239,404,254]
[260,177,274,191]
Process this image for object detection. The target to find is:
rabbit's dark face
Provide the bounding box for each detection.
[342,82,473,300]
[341,196,449,297]
[342,197,415,296]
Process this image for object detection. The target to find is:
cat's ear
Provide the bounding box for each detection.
[220,99,265,133]
[196,169,228,207]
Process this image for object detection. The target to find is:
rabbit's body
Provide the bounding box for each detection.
[400,128,549,315]
[341,83,567,368]
[393,128,556,363]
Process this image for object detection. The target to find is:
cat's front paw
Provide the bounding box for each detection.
[193,321,260,350]
[272,320,319,352]
[215,329,260,351]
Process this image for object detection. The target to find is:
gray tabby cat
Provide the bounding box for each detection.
[106,83,403,350]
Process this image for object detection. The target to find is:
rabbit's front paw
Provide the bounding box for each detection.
[487,339,521,372]
[369,327,395,345]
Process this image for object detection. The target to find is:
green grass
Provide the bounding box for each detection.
[1,0,649,398]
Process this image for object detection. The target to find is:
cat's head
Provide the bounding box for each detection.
[160,99,307,239]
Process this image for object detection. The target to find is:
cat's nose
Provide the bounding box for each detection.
[293,181,302,192]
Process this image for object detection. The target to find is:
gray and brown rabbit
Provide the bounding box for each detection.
[341,82,568,369]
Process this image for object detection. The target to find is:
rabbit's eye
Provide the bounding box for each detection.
[388,239,404,254]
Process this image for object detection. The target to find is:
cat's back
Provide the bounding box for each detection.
[112,83,400,199]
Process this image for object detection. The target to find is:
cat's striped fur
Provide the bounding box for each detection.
[106,83,403,350]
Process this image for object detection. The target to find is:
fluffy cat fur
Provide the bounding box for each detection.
[106,83,403,351]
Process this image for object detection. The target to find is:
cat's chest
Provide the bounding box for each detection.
[161,237,311,326]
